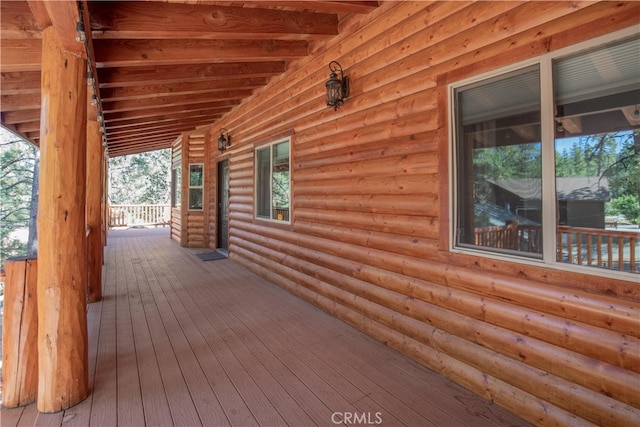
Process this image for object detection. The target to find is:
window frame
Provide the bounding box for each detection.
[448,27,638,281]
[254,136,292,224]
[187,163,204,211]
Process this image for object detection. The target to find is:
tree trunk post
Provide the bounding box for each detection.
[86,104,103,303]
[37,26,89,413]
[2,258,39,408]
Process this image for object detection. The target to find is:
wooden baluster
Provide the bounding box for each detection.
[630,235,636,273]
[596,234,603,268]
[618,234,624,271]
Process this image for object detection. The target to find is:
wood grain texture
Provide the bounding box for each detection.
[1,259,38,408]
[37,26,88,413]
[207,2,640,426]
[0,228,528,427]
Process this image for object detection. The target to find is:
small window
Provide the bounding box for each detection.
[256,138,290,222]
[188,163,203,210]
[171,167,181,208]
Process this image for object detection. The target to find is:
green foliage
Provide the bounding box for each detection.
[108,149,171,204]
[556,131,639,221]
[609,194,639,224]
[1,131,36,265]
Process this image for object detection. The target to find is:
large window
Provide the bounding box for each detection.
[256,138,290,222]
[452,34,639,275]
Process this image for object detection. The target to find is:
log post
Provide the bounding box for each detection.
[1,258,38,408]
[87,102,103,302]
[37,26,89,413]
[102,149,108,247]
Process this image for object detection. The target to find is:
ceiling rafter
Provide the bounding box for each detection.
[1,1,379,156]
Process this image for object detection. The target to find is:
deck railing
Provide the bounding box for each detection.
[557,225,638,273]
[108,204,170,228]
[475,223,639,274]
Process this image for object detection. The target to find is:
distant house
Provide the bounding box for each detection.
[488,177,610,229]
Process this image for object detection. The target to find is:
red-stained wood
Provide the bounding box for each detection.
[37,26,89,413]
[1,258,38,408]
[88,1,338,40]
[86,116,103,303]
[5,229,524,427]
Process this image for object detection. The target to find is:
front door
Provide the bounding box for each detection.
[217,160,229,250]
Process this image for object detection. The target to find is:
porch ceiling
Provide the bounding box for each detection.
[0,1,378,157]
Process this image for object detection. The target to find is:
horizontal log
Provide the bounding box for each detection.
[294,112,438,159]
[295,131,438,170]
[232,236,639,421]
[293,221,439,261]
[230,245,593,427]
[232,222,639,370]
[295,152,437,182]
[294,193,438,217]
[295,173,438,196]
[294,208,438,239]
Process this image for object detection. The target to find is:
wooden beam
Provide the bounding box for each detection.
[0,39,42,72]
[101,90,253,113]
[106,113,224,132]
[99,77,268,101]
[140,0,379,15]
[108,139,175,157]
[1,93,41,111]
[28,0,83,56]
[106,118,217,139]
[97,62,285,88]
[104,102,234,124]
[1,1,42,38]
[1,109,41,125]
[37,26,88,413]
[1,71,41,95]
[87,1,338,40]
[93,39,308,67]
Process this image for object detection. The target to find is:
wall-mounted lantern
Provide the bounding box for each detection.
[325,61,349,111]
[218,128,231,153]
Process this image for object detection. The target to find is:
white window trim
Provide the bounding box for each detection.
[254,136,291,223]
[448,26,639,281]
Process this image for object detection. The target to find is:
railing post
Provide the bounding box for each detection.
[2,257,38,408]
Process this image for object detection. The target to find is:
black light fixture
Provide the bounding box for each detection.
[325,61,349,111]
[218,128,231,153]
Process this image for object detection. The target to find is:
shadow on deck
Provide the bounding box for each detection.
[1,228,530,426]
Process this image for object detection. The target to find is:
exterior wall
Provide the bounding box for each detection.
[170,136,182,244]
[202,2,639,425]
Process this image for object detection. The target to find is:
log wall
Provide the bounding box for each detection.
[197,2,639,425]
[184,131,208,247]
[170,136,182,244]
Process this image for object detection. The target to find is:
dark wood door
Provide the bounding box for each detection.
[217,160,229,250]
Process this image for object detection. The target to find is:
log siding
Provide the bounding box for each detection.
[177,2,639,425]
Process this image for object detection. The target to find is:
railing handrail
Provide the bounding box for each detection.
[108,204,170,228]
[474,223,638,274]
[109,204,170,207]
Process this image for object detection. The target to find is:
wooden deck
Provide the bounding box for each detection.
[1,228,530,426]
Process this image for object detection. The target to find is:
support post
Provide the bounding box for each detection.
[1,258,38,408]
[37,26,89,413]
[87,103,103,302]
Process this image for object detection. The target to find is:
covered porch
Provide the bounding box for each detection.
[1,228,528,426]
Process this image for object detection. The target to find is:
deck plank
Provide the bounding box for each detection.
[3,228,531,427]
